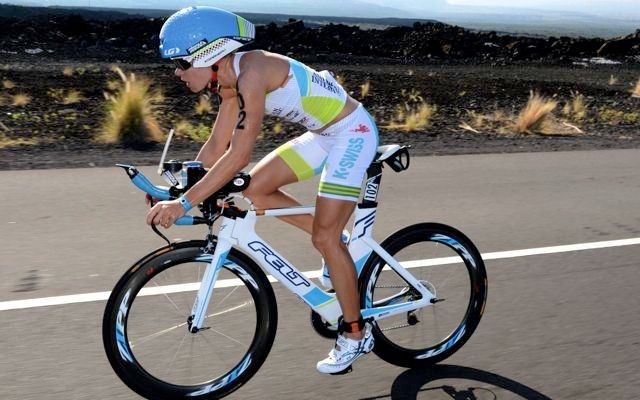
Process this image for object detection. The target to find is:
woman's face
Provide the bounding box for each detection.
[174,66,211,93]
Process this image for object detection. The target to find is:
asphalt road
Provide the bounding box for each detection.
[1,149,639,399]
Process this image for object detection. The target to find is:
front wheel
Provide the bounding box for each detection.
[102,241,278,399]
[360,223,487,368]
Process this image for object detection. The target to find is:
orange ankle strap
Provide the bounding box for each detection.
[338,316,365,334]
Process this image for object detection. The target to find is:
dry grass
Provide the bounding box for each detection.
[514,92,558,134]
[0,125,36,148]
[101,67,163,145]
[176,120,210,142]
[106,79,121,91]
[383,102,437,132]
[562,91,587,121]
[0,134,37,148]
[461,94,582,136]
[401,88,424,104]
[360,81,371,98]
[273,122,283,135]
[11,93,31,107]
[632,78,640,98]
[47,88,64,101]
[63,90,84,105]
[2,79,15,89]
[49,88,84,104]
[194,95,213,115]
[608,75,618,85]
[460,110,511,134]
[62,67,74,77]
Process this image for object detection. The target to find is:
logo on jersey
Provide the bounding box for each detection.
[351,124,370,134]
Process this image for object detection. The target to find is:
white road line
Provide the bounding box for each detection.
[1,237,639,311]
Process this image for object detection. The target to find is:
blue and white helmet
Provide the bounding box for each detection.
[159,6,255,68]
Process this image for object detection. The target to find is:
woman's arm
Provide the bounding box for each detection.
[183,68,267,206]
[195,89,239,168]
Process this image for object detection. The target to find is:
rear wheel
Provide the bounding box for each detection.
[360,223,487,368]
[103,242,277,399]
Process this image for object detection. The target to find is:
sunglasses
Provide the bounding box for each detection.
[172,58,192,71]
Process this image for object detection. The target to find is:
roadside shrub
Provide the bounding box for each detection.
[460,94,582,136]
[632,78,640,98]
[106,79,121,91]
[459,110,511,134]
[562,91,587,122]
[11,93,31,107]
[514,92,557,134]
[598,107,640,125]
[360,81,371,98]
[384,102,437,132]
[402,88,424,103]
[0,122,36,148]
[176,120,210,143]
[194,95,213,115]
[48,88,84,104]
[273,121,283,135]
[101,67,163,146]
[2,79,15,89]
[63,90,84,105]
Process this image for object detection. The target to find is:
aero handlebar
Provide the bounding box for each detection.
[117,164,206,226]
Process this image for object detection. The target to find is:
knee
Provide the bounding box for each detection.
[311,229,341,254]
[243,181,275,205]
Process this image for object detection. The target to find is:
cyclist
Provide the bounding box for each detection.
[146,6,379,374]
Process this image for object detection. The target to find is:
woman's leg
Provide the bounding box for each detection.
[245,153,314,233]
[245,132,328,234]
[312,196,362,338]
[312,105,379,339]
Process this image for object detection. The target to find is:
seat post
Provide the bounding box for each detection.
[359,162,383,208]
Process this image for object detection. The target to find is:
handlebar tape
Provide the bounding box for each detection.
[131,173,171,200]
[175,216,194,226]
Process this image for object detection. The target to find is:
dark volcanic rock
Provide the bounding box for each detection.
[0,13,638,64]
[598,32,640,57]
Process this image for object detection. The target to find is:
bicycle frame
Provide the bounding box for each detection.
[189,178,435,332]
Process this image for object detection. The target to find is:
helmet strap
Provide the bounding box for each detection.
[207,65,219,94]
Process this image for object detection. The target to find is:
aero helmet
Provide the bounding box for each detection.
[159,7,255,68]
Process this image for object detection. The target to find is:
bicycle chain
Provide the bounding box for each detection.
[380,322,413,331]
[376,284,409,289]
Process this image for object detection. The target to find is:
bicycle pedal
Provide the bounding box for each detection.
[330,365,353,375]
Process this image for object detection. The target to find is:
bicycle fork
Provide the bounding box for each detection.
[188,220,235,333]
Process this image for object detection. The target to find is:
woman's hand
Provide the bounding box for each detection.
[145,193,158,206]
[146,200,186,229]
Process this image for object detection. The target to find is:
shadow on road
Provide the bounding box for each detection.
[360,364,552,400]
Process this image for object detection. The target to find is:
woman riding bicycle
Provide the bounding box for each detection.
[146,6,379,374]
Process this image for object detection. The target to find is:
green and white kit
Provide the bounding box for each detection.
[233,52,379,201]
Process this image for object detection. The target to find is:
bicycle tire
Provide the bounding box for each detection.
[103,240,277,399]
[359,223,487,368]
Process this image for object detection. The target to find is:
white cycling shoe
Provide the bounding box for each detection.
[319,230,351,289]
[316,322,374,375]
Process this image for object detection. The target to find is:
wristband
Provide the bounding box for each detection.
[178,195,193,212]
